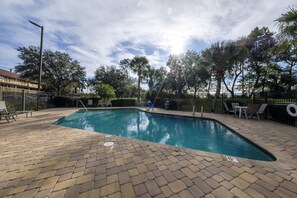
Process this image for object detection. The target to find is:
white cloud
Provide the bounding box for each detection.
[0,0,295,77]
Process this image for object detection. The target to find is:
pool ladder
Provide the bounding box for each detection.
[76,100,88,111]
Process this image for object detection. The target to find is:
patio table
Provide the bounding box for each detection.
[234,106,248,119]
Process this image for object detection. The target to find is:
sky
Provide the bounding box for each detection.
[0,0,295,78]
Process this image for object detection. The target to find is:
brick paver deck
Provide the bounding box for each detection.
[0,107,297,197]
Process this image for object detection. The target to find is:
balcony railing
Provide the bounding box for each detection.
[0,78,38,89]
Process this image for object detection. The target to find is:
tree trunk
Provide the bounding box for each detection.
[137,68,141,103]
[193,87,197,99]
[212,78,221,112]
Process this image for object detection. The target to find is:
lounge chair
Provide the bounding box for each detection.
[223,102,235,115]
[0,101,17,122]
[231,102,240,116]
[246,104,259,119]
[255,103,268,120]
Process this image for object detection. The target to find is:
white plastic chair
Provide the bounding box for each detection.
[256,103,268,120]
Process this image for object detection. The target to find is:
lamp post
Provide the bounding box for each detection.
[28,20,43,111]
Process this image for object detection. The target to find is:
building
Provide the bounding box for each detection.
[0,69,38,90]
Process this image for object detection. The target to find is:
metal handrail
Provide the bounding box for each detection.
[76,100,88,111]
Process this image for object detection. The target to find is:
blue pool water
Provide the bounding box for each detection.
[56,109,275,161]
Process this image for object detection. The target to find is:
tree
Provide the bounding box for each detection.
[120,56,150,102]
[144,66,167,92]
[222,41,248,97]
[181,51,210,98]
[200,42,229,112]
[241,27,276,96]
[274,7,297,93]
[94,83,115,99]
[15,46,86,96]
[91,65,134,98]
[275,6,297,37]
[166,54,187,99]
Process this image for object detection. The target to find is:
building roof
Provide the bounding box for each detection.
[0,69,20,79]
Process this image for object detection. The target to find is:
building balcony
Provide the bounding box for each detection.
[0,78,38,89]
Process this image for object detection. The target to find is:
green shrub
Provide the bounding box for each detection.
[53,96,74,107]
[111,99,136,107]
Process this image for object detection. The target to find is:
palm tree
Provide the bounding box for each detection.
[275,6,297,37]
[200,42,228,112]
[120,56,150,102]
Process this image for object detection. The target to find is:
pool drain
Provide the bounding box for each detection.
[226,156,239,163]
[103,142,114,147]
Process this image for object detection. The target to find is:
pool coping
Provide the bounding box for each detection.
[55,107,296,170]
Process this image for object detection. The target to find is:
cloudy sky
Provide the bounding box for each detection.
[0,0,295,77]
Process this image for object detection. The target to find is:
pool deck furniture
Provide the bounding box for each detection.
[255,103,268,120]
[234,106,248,119]
[1,107,297,197]
[223,102,236,115]
[0,101,17,122]
[16,110,33,117]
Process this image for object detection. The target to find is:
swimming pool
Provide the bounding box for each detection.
[55,109,275,161]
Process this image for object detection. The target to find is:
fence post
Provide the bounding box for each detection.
[0,86,2,101]
[264,92,268,119]
[295,90,297,127]
[22,89,26,111]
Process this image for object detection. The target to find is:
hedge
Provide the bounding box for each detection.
[111,99,136,107]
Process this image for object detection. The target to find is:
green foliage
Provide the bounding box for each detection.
[91,65,134,98]
[53,96,74,107]
[94,84,116,99]
[110,99,136,107]
[120,56,150,102]
[15,46,86,96]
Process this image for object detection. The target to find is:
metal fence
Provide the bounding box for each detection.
[0,86,52,111]
[154,90,297,127]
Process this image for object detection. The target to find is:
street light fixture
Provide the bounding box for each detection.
[28,20,43,111]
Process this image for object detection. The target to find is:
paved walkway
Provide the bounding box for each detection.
[0,108,297,198]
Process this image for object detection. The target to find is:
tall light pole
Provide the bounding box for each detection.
[28,20,43,111]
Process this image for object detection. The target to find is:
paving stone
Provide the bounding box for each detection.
[168,180,187,193]
[188,185,204,197]
[53,178,76,191]
[275,187,297,198]
[245,187,265,198]
[193,177,212,194]
[131,174,147,185]
[80,181,94,193]
[212,186,235,198]
[100,182,120,197]
[64,185,81,198]
[251,184,280,198]
[280,181,297,194]
[160,186,173,197]
[34,189,52,198]
[12,189,38,198]
[118,172,130,185]
[120,183,135,198]
[230,177,250,190]
[161,170,176,183]
[40,176,59,191]
[239,172,258,183]
[155,176,168,187]
[179,190,194,198]
[254,173,279,187]
[49,189,66,198]
[231,187,252,198]
[134,183,147,197]
[145,180,161,196]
